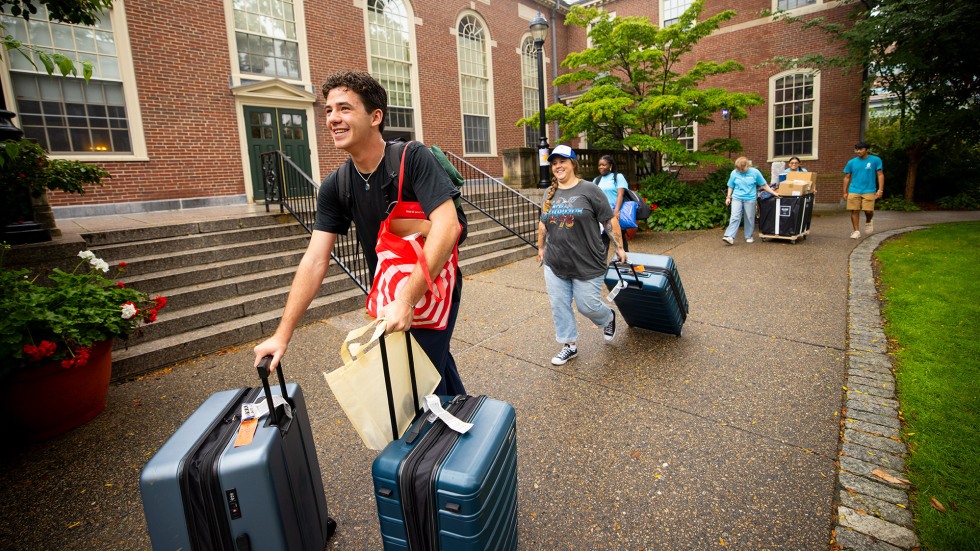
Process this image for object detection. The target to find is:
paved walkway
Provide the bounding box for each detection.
[1,207,976,550]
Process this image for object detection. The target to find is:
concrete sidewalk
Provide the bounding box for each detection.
[1,208,977,550]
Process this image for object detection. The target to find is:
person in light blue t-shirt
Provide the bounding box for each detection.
[722,157,779,245]
[594,155,631,251]
[842,141,884,239]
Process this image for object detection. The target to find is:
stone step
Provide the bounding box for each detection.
[120,250,309,294]
[91,222,307,260]
[83,212,291,246]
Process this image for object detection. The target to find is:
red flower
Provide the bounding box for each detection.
[23,340,58,362]
[117,281,125,288]
[118,261,127,268]
[153,296,167,310]
[146,309,158,323]
[650,203,658,211]
[60,346,91,369]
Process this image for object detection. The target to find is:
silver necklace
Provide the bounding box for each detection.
[354,156,382,190]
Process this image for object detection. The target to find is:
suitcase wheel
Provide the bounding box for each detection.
[327,517,337,539]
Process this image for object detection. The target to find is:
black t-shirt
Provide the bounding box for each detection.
[314,141,462,296]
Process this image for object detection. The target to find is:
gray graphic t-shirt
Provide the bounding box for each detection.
[540,181,613,280]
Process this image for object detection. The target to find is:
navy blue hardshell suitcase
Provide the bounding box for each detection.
[604,252,689,336]
[372,394,518,550]
[140,359,335,550]
[368,331,518,550]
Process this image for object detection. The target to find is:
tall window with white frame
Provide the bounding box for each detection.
[368,0,415,141]
[520,36,540,148]
[2,7,131,153]
[662,0,693,27]
[773,72,815,157]
[233,0,300,80]
[457,15,490,155]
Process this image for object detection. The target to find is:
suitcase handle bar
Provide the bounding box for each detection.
[256,355,290,426]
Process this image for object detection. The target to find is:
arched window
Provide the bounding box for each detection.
[521,36,541,147]
[367,0,416,141]
[770,70,820,159]
[457,14,492,155]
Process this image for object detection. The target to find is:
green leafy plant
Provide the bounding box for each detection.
[0,139,108,225]
[937,191,980,211]
[0,246,165,380]
[640,165,730,231]
[876,196,922,212]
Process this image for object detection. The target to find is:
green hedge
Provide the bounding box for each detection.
[638,165,731,231]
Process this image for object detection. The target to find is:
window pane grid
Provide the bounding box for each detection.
[233,0,299,78]
[777,0,816,11]
[663,0,693,26]
[13,73,130,153]
[2,7,118,80]
[368,0,415,138]
[458,15,490,153]
[773,73,815,156]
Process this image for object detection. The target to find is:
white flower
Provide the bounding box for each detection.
[78,250,95,260]
[121,302,138,320]
[90,258,110,273]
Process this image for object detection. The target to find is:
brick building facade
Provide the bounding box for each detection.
[0,0,862,214]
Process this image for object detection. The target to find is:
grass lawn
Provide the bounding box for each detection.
[875,221,980,550]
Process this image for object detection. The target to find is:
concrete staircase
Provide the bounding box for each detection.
[86,204,535,381]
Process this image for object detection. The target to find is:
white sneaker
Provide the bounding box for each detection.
[551,344,577,366]
[850,230,861,239]
[722,236,734,245]
[746,238,754,243]
[865,221,874,235]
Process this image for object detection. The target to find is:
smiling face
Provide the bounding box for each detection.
[598,158,612,175]
[550,157,577,184]
[324,86,383,152]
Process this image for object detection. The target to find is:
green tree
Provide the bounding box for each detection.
[770,0,980,201]
[520,1,764,174]
[1,0,112,79]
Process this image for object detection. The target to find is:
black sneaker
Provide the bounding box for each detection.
[551,344,577,366]
[603,310,617,342]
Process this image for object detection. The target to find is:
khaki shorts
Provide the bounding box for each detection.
[847,193,876,211]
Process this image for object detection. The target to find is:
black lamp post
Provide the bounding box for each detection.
[530,13,550,188]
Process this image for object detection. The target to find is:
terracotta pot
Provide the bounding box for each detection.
[1,340,113,443]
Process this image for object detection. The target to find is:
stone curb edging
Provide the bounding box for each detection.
[835,226,927,551]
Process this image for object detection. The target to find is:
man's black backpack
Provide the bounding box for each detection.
[336,140,467,244]
[593,174,652,220]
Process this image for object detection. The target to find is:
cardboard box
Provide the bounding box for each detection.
[776,171,816,195]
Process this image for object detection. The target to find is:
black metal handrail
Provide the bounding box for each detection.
[443,151,541,249]
[261,150,371,293]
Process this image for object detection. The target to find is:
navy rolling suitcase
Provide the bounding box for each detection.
[140,358,335,550]
[604,252,689,336]
[369,334,518,550]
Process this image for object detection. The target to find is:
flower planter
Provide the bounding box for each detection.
[1,339,113,443]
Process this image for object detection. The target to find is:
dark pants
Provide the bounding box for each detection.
[410,297,465,396]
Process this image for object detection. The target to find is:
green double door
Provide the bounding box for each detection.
[245,106,312,200]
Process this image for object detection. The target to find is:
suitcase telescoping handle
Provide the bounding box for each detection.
[611,260,642,288]
[256,355,290,426]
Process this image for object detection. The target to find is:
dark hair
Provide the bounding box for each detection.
[854,141,871,150]
[788,156,801,164]
[322,71,388,133]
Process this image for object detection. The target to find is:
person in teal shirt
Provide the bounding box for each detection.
[723,157,779,245]
[843,141,884,239]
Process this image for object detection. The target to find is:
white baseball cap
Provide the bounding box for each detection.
[547,144,577,162]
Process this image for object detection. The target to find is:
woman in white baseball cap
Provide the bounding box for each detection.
[537,145,628,366]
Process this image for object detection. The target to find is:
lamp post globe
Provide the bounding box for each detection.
[530,13,550,188]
